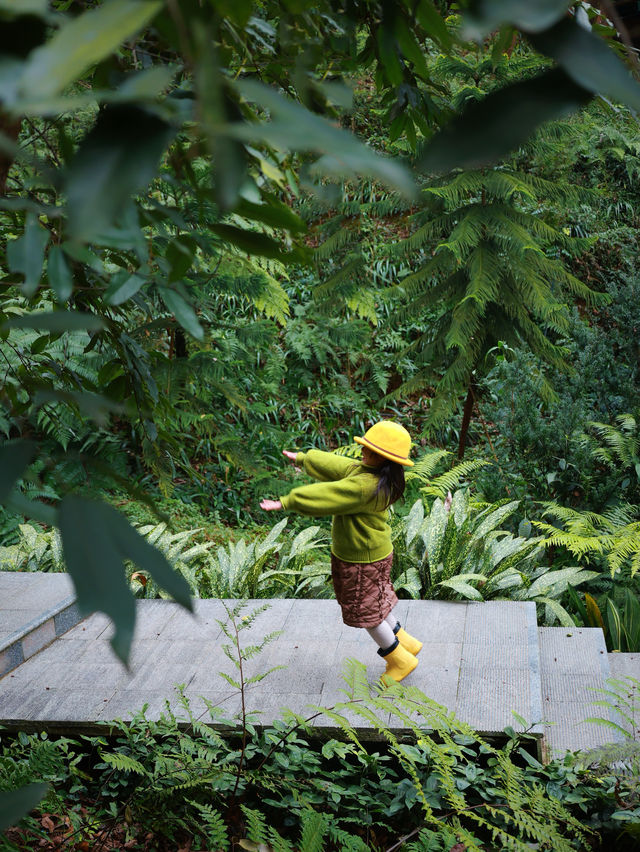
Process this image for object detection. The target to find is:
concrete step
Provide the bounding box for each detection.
[0,572,81,677]
[608,652,640,681]
[0,597,543,748]
[539,627,626,759]
[607,653,640,742]
[1,574,636,759]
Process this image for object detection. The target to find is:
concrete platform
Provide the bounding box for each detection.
[0,595,542,743]
[0,572,81,677]
[608,652,640,681]
[539,628,625,758]
[2,573,637,758]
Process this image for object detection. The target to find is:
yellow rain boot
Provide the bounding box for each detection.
[396,627,423,656]
[379,640,418,685]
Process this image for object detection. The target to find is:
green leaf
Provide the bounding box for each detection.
[512,711,530,729]
[166,235,197,284]
[209,223,303,262]
[6,214,49,297]
[59,496,192,664]
[377,22,404,87]
[61,241,104,272]
[47,245,73,302]
[17,0,162,104]
[535,596,575,627]
[0,0,47,13]
[0,784,48,833]
[65,105,174,241]
[5,492,57,527]
[158,287,204,340]
[232,80,416,199]
[531,18,640,112]
[0,440,36,503]
[415,0,452,49]
[193,24,246,211]
[236,198,306,234]
[4,311,105,333]
[208,0,252,28]
[34,390,123,426]
[105,271,146,306]
[116,65,176,100]
[418,69,591,173]
[464,0,570,39]
[438,578,484,600]
[395,15,430,80]
[581,717,633,740]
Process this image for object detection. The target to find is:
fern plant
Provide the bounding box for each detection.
[585,675,640,743]
[392,493,597,625]
[406,447,490,498]
[582,412,640,503]
[8,647,639,851]
[239,804,371,852]
[388,166,605,457]
[535,502,640,580]
[202,517,330,599]
[309,659,592,852]
[127,522,215,599]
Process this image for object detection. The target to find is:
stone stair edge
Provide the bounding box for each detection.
[0,595,82,678]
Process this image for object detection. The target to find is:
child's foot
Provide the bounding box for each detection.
[379,642,419,685]
[396,627,423,656]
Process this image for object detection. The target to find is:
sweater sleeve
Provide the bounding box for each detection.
[280,477,366,517]
[297,449,356,482]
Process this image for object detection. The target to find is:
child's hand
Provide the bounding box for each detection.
[282,450,301,472]
[260,499,282,511]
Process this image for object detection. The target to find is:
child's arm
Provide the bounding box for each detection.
[260,449,358,513]
[280,477,364,516]
[295,449,356,482]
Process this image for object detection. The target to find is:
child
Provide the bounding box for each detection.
[259,420,422,684]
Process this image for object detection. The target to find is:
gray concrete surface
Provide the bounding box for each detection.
[0,596,542,741]
[538,627,623,758]
[2,573,637,758]
[608,652,640,681]
[0,572,80,676]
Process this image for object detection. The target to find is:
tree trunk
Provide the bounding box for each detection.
[457,381,476,460]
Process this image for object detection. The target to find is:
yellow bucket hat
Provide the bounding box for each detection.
[354,421,414,467]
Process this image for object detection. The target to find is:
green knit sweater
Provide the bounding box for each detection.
[279,449,392,563]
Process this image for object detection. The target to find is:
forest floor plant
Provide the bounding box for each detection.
[392,492,597,626]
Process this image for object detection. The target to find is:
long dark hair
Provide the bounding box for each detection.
[375,459,406,508]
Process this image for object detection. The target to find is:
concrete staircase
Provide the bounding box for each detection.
[0,572,81,677]
[1,572,638,758]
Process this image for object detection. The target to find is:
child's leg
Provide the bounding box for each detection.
[367,618,418,684]
[384,611,423,655]
[366,621,396,650]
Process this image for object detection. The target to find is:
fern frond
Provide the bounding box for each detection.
[99,751,147,776]
[241,805,269,845]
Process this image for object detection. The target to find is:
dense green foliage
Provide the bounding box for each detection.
[1,648,639,851]
[2,0,640,842]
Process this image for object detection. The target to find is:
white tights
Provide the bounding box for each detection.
[366,611,400,650]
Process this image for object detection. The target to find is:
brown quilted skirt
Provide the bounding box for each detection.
[330,552,398,628]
